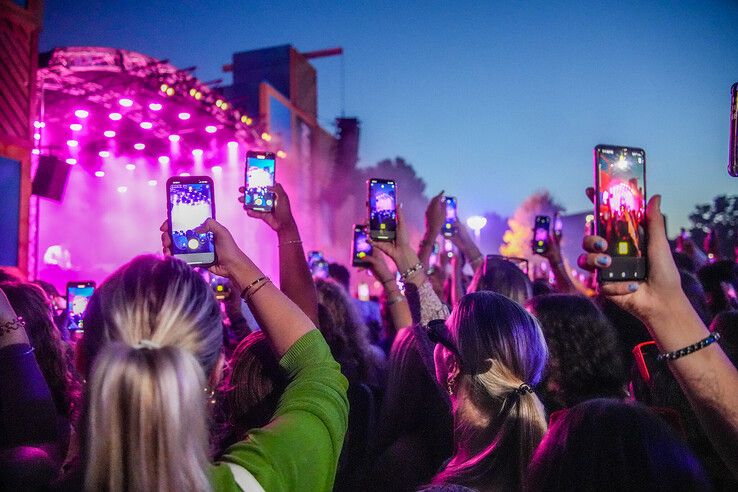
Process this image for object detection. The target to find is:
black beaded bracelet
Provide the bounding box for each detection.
[656,332,721,362]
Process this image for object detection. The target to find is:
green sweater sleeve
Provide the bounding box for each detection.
[210,330,349,492]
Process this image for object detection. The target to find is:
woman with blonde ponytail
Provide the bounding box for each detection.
[63,218,348,492]
[427,291,548,491]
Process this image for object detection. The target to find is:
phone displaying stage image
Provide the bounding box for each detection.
[244,151,276,212]
[67,281,95,331]
[443,196,458,237]
[532,216,551,254]
[352,224,372,267]
[308,250,329,278]
[368,179,397,241]
[594,145,647,281]
[553,212,563,239]
[166,176,216,266]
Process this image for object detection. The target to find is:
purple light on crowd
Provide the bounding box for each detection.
[125,163,136,171]
[109,112,122,121]
[134,143,145,150]
[69,123,82,131]
[98,151,110,158]
[168,134,181,142]
[117,186,128,193]
[119,98,133,107]
[148,180,157,186]
[103,130,116,138]
[148,103,163,111]
[158,156,170,165]
[65,158,77,165]
[178,112,191,120]
[191,148,203,157]
[94,171,105,177]
[74,109,89,118]
[140,121,153,130]
[66,139,79,147]
[205,125,217,133]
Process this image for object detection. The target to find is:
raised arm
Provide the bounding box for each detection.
[362,249,413,329]
[418,191,446,271]
[580,195,738,478]
[239,183,319,326]
[538,229,578,294]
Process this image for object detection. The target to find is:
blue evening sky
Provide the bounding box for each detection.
[41,0,738,231]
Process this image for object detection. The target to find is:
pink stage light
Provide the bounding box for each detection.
[117,186,128,193]
[140,121,153,130]
[205,125,217,133]
[134,143,145,150]
[192,149,203,157]
[180,172,191,176]
[34,121,45,128]
[74,110,89,119]
[211,165,222,174]
[32,149,40,155]
[227,141,238,148]
[69,123,82,131]
[103,130,116,138]
[125,163,136,171]
[168,134,181,142]
[95,171,105,177]
[178,112,191,120]
[65,158,77,165]
[148,180,157,186]
[34,133,41,140]
[109,112,122,121]
[148,103,163,111]
[98,151,111,158]
[66,140,79,147]
[158,156,170,165]
[119,98,133,107]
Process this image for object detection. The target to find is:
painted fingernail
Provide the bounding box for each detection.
[595,240,606,251]
[596,256,610,266]
[628,283,639,292]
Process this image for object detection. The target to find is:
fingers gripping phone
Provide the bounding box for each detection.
[368,179,397,241]
[729,82,738,177]
[166,175,216,266]
[443,196,458,237]
[67,281,95,332]
[594,145,647,281]
[352,224,373,267]
[244,151,276,212]
[532,215,551,254]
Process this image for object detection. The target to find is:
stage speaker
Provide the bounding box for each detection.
[32,155,69,202]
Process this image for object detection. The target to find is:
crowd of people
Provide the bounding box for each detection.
[1,183,737,491]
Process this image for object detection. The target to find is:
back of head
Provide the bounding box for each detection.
[328,262,351,291]
[468,256,532,305]
[437,291,547,490]
[527,399,712,491]
[526,294,627,411]
[80,255,222,491]
[0,281,77,418]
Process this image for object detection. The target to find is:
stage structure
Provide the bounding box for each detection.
[33,46,286,286]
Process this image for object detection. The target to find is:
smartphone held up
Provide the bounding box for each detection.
[368,178,397,241]
[244,151,276,212]
[352,224,373,267]
[443,196,458,237]
[594,145,647,282]
[166,175,217,266]
[67,281,95,332]
[531,215,551,254]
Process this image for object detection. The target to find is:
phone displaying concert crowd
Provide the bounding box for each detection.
[66,281,94,331]
[167,178,216,266]
[352,225,372,267]
[368,179,397,241]
[443,196,458,236]
[244,152,276,212]
[594,145,647,281]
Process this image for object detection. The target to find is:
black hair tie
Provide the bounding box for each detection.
[514,383,533,396]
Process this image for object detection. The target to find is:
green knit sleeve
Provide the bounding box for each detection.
[211,330,349,492]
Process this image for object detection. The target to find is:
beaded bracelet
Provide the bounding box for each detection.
[400,262,424,281]
[656,332,721,362]
[240,276,268,299]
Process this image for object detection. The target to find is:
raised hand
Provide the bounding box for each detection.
[238,183,296,233]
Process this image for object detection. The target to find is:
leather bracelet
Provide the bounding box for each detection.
[0,317,25,336]
[657,332,721,362]
[244,279,271,302]
[400,262,424,281]
[240,276,268,299]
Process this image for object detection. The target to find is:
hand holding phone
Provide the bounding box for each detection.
[368,179,397,241]
[166,175,217,266]
[240,183,296,233]
[67,281,95,331]
[532,215,551,254]
[244,151,276,212]
[352,225,373,268]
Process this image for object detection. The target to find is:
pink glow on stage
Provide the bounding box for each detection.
[32,149,40,155]
[34,121,45,128]
[109,112,122,121]
[74,109,89,118]
[66,139,78,147]
[125,163,136,171]
[158,156,170,165]
[134,143,145,150]
[148,103,162,111]
[211,165,222,174]
[140,121,153,130]
[69,123,82,131]
[148,179,157,186]
[98,151,110,158]
[180,172,191,176]
[94,171,105,177]
[205,125,217,133]
[117,186,128,193]
[178,112,191,120]
[192,148,203,157]
[34,133,41,140]
[168,134,181,142]
[65,158,77,165]
[104,130,116,138]
[119,98,134,107]
[227,141,238,148]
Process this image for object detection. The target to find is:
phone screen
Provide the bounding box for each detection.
[595,145,647,281]
[352,225,372,267]
[368,179,397,241]
[244,152,276,212]
[67,282,94,331]
[532,216,551,254]
[443,196,458,237]
[553,212,563,238]
[308,251,329,278]
[730,83,738,177]
[167,176,216,266]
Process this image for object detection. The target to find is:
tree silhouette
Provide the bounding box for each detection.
[688,194,738,260]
